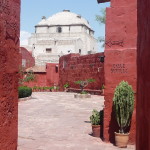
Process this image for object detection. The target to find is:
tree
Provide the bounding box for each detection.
[96,8,106,25]
[95,8,106,47]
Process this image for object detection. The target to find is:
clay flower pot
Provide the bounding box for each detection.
[92,125,101,137]
[115,132,130,148]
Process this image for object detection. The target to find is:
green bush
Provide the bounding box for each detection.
[18,86,32,98]
[113,81,134,133]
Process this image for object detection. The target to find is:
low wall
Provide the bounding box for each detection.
[59,53,104,91]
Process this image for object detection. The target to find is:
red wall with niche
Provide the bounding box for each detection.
[0,0,20,149]
[100,0,137,144]
[137,0,150,149]
[59,53,104,91]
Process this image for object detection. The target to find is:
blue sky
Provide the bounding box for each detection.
[20,0,110,51]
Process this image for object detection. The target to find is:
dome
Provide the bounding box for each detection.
[37,10,92,30]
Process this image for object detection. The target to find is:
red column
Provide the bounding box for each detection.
[103,0,137,143]
[137,0,150,149]
[0,0,20,149]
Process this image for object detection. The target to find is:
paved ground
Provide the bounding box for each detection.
[18,92,135,150]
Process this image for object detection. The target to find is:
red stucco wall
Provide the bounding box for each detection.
[103,0,137,144]
[46,63,59,87]
[137,0,150,149]
[20,47,35,69]
[59,53,104,91]
[0,0,20,149]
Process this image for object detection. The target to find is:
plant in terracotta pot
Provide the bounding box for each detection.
[90,109,103,138]
[113,81,134,148]
[75,78,95,93]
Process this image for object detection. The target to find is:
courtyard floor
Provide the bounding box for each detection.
[18,92,135,150]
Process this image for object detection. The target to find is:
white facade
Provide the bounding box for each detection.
[28,10,98,66]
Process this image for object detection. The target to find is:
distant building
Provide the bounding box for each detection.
[27,10,98,66]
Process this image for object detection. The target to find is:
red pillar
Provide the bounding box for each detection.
[137,0,150,149]
[98,0,137,144]
[0,0,20,149]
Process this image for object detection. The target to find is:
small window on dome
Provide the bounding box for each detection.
[57,27,62,33]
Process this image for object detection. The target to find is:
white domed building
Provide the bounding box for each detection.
[28,10,98,66]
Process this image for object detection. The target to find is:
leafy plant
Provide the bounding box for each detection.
[18,67,35,85]
[113,81,134,133]
[64,83,69,88]
[90,109,100,125]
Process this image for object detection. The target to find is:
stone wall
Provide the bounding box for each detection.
[103,0,137,144]
[137,0,150,149]
[59,53,104,91]
[0,0,20,149]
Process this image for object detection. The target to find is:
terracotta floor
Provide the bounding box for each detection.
[18,92,135,150]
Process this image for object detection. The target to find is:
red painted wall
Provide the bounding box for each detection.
[137,0,150,149]
[59,53,104,91]
[46,63,59,86]
[102,0,137,144]
[20,47,35,69]
[0,0,20,149]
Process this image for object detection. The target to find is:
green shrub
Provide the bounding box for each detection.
[33,86,37,90]
[50,86,54,90]
[64,83,69,88]
[80,91,88,94]
[18,86,32,98]
[113,81,134,133]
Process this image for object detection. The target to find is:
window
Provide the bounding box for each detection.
[46,48,52,53]
[88,51,92,54]
[55,65,58,73]
[79,49,81,54]
[22,59,26,67]
[68,50,71,53]
[57,27,62,33]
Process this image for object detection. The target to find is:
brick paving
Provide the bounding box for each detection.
[18,92,135,150]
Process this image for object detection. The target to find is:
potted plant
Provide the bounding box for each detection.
[90,109,103,138]
[63,83,69,92]
[113,81,134,148]
[74,79,95,98]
